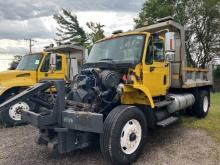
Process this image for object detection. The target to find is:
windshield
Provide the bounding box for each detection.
[87,34,145,64]
[16,54,42,71]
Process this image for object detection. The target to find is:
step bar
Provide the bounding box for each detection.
[157,116,179,127]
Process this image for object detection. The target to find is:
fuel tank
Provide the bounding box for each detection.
[167,94,195,113]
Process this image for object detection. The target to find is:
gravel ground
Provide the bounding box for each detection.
[0,124,219,165]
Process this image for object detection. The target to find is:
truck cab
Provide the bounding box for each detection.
[0,44,85,126]
[0,52,66,126]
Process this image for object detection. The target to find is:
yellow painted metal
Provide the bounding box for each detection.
[121,84,155,108]
[0,70,37,96]
[37,53,67,81]
[120,33,170,108]
[142,35,170,96]
[0,52,67,96]
[97,32,148,43]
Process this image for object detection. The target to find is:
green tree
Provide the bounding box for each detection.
[186,0,220,68]
[8,55,22,70]
[135,0,220,68]
[54,9,106,48]
[214,65,220,78]
[134,0,176,27]
[86,22,105,44]
[54,9,87,46]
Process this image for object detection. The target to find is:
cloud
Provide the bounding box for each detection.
[0,0,144,21]
[55,0,144,12]
[0,39,54,55]
[0,0,144,41]
[76,11,138,34]
[0,17,56,40]
[0,0,144,57]
[0,46,28,55]
[0,0,58,21]
[0,10,138,40]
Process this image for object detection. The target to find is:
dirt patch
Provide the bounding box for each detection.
[0,124,219,165]
[136,124,220,165]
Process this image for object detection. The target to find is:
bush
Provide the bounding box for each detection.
[214,66,220,78]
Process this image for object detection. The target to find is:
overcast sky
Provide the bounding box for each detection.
[0,0,145,57]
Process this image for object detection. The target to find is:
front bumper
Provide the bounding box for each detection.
[22,108,103,133]
[62,109,103,133]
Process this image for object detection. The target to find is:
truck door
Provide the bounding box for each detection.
[142,36,170,96]
[37,54,66,81]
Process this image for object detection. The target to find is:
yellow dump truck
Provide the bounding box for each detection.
[0,18,213,164]
[0,45,85,126]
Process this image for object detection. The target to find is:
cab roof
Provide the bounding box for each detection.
[97,31,149,43]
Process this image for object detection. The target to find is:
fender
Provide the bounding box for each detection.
[121,84,155,108]
[0,87,8,96]
[133,84,155,108]
[0,79,35,96]
[0,70,37,96]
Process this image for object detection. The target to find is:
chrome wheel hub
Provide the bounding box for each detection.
[120,119,142,154]
[9,102,30,121]
[203,96,209,113]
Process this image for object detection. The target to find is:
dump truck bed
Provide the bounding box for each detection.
[174,66,213,88]
[134,20,213,89]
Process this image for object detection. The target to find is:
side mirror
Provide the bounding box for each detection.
[165,32,176,62]
[165,32,176,52]
[50,53,57,72]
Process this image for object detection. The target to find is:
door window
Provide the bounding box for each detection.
[56,56,62,71]
[146,37,165,64]
[41,55,62,72]
[153,38,164,62]
[146,37,153,64]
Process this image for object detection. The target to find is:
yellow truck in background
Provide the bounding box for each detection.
[0,45,85,126]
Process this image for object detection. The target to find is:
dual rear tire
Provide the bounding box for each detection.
[100,105,147,164]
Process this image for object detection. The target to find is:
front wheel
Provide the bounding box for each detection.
[0,101,30,127]
[100,105,147,164]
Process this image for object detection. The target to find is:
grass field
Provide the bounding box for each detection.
[181,93,220,143]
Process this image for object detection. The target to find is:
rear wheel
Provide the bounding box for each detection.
[100,105,147,164]
[0,101,30,127]
[194,90,210,118]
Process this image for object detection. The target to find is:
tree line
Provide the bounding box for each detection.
[135,0,220,68]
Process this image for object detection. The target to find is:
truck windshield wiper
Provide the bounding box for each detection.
[99,58,114,62]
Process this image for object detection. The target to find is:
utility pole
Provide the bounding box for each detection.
[24,38,37,54]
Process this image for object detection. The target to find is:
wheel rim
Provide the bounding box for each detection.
[120,119,142,155]
[203,96,209,113]
[9,102,30,121]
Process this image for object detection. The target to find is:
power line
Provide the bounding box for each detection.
[24,38,37,54]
